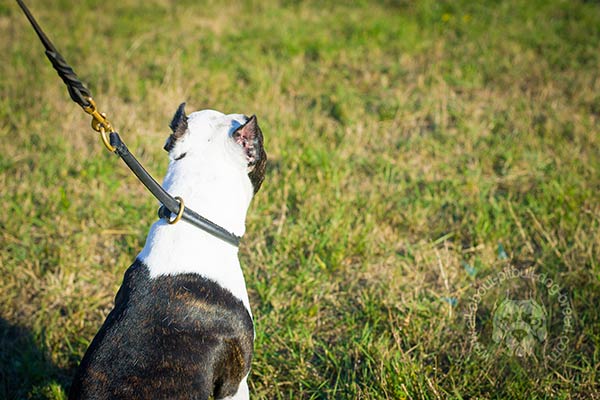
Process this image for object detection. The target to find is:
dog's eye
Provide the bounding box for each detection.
[175,152,187,161]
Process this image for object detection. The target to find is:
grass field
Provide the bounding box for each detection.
[1,0,599,398]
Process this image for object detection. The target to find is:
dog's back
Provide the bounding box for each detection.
[69,106,266,399]
[69,260,253,400]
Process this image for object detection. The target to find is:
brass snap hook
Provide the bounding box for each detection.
[99,126,116,152]
[83,97,116,152]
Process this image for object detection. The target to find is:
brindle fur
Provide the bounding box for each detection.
[69,260,253,400]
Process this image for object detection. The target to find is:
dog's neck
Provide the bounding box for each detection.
[137,154,254,311]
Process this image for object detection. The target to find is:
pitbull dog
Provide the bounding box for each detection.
[69,103,266,400]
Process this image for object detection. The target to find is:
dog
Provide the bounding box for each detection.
[69,103,266,400]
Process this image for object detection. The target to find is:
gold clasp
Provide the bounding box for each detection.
[82,97,116,152]
[99,126,116,152]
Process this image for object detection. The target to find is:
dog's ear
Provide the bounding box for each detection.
[233,115,267,193]
[164,102,188,152]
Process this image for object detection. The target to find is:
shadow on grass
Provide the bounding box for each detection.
[0,317,72,400]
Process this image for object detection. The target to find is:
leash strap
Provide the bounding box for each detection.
[15,0,92,109]
[16,0,241,247]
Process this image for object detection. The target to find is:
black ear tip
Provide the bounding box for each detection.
[174,102,187,120]
[174,102,187,119]
[169,102,189,133]
[246,115,259,130]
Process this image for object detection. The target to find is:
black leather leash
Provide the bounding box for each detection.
[16,0,241,247]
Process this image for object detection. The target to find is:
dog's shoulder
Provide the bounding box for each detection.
[69,259,253,400]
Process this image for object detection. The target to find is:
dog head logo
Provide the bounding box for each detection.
[492,299,547,357]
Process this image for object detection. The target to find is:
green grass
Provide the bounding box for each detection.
[1,0,599,398]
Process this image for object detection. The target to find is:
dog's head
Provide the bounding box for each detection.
[163,103,267,197]
[492,298,547,357]
[159,103,266,234]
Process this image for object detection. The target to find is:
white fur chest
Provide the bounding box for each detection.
[137,109,259,315]
[137,220,252,314]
